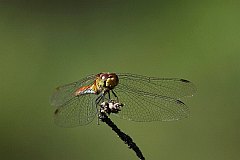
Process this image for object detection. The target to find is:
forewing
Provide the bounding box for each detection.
[50,74,96,107]
[117,73,196,99]
[113,89,189,122]
[54,94,97,127]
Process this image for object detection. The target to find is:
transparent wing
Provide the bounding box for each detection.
[54,94,97,127]
[117,73,196,99]
[113,89,189,122]
[50,74,96,107]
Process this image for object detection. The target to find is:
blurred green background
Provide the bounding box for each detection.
[0,1,239,160]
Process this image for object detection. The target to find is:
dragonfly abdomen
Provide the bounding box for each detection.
[74,85,96,96]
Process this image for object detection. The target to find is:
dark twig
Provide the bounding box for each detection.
[99,112,145,160]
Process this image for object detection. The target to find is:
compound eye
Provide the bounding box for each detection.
[100,73,109,80]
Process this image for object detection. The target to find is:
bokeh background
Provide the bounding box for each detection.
[1,1,239,160]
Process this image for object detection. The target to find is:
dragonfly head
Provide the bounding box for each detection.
[96,73,119,91]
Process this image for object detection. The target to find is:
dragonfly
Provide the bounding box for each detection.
[50,73,196,127]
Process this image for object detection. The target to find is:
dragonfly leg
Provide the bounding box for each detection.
[96,92,107,125]
[107,91,111,102]
[95,92,105,105]
[101,90,111,102]
[111,90,119,102]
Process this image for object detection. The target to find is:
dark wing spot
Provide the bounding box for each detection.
[180,79,190,83]
[54,109,59,114]
[176,100,185,105]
